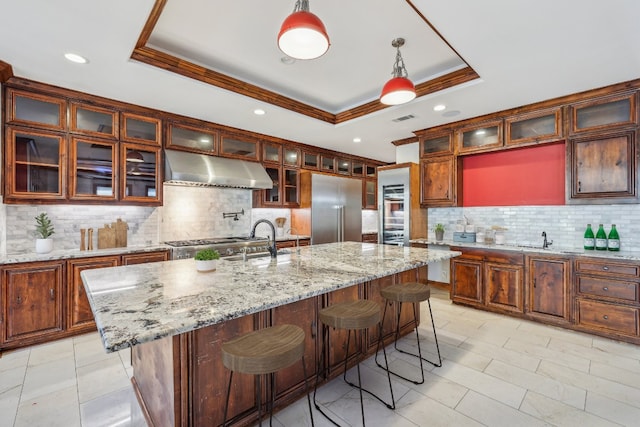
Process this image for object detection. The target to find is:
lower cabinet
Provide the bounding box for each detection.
[67,256,120,333]
[0,250,170,351]
[1,260,64,346]
[526,255,571,324]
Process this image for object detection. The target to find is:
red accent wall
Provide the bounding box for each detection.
[462,142,565,206]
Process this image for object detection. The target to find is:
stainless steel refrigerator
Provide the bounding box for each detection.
[309,173,362,244]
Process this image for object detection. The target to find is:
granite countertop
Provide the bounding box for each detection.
[81,242,461,352]
[0,244,171,265]
[410,238,640,261]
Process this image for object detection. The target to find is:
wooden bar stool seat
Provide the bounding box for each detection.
[375,282,442,385]
[314,300,395,426]
[222,324,314,426]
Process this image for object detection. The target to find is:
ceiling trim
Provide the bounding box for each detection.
[130,0,480,124]
[0,60,14,83]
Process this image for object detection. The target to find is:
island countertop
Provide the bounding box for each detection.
[81,242,461,352]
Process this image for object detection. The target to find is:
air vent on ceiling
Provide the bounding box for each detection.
[392,114,416,122]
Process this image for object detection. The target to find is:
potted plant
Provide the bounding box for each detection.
[194,248,220,272]
[434,223,445,241]
[34,212,55,254]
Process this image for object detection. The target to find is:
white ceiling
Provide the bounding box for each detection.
[1,0,639,163]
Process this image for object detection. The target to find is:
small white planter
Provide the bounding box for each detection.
[195,259,217,272]
[35,238,53,254]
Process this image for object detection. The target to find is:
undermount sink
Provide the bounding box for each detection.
[515,244,545,250]
[222,249,290,262]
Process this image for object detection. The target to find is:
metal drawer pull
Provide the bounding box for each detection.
[602,266,609,271]
[16,296,21,304]
[603,315,609,320]
[50,289,55,300]
[603,287,608,291]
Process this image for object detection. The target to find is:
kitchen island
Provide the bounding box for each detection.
[81,242,460,427]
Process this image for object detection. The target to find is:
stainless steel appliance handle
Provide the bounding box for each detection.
[340,206,345,242]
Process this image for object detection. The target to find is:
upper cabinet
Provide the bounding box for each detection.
[456,119,503,154]
[283,146,300,168]
[120,143,161,204]
[302,151,320,170]
[6,89,66,131]
[166,121,217,154]
[420,131,453,156]
[420,155,461,207]
[70,102,118,139]
[505,108,563,147]
[69,136,117,202]
[121,112,161,146]
[569,92,637,135]
[220,133,259,161]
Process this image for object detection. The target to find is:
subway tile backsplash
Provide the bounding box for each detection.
[428,205,640,250]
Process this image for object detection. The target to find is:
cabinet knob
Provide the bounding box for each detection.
[603,315,609,320]
[50,289,55,300]
[603,286,609,291]
[311,320,317,339]
[578,181,582,192]
[602,266,609,271]
[16,296,21,304]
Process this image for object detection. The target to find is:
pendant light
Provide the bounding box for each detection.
[278,0,330,60]
[380,38,416,105]
[126,149,144,163]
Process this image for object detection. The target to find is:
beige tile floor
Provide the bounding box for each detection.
[2,287,640,426]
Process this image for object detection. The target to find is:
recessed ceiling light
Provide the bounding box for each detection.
[254,109,266,115]
[433,104,446,111]
[353,137,362,143]
[64,53,88,64]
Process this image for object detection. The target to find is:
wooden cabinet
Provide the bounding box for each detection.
[276,238,310,250]
[567,130,637,203]
[320,155,335,173]
[363,179,376,209]
[121,112,161,146]
[420,155,461,207]
[70,102,118,139]
[121,250,169,265]
[253,166,299,207]
[4,127,66,201]
[420,131,453,156]
[324,285,362,374]
[336,158,350,175]
[1,261,64,346]
[6,88,66,131]
[67,256,119,333]
[69,136,117,201]
[526,255,571,324]
[220,133,259,161]
[165,121,217,154]
[450,248,524,313]
[569,92,637,135]
[505,108,563,147]
[362,233,378,243]
[302,151,320,170]
[574,257,640,339]
[120,143,162,204]
[456,119,503,154]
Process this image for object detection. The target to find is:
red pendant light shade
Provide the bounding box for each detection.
[278,1,330,60]
[380,38,416,105]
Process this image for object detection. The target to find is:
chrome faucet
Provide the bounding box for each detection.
[287,227,300,254]
[250,219,277,258]
[542,231,553,249]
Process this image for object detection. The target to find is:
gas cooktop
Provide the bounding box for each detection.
[164,236,257,247]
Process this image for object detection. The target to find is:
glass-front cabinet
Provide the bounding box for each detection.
[506,108,562,146]
[121,113,161,146]
[364,180,376,209]
[283,146,300,167]
[456,120,503,154]
[262,142,281,164]
[336,158,351,175]
[255,166,299,207]
[283,169,299,204]
[220,133,259,161]
[69,137,116,201]
[120,143,161,204]
[166,122,217,154]
[70,103,118,139]
[4,128,65,200]
[302,151,319,170]
[6,89,66,131]
[420,132,453,156]
[569,92,637,135]
[321,155,335,173]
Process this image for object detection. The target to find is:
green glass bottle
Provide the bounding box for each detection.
[607,224,620,251]
[583,224,595,250]
[595,224,607,251]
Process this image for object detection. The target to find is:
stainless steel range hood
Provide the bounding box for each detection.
[164,150,273,189]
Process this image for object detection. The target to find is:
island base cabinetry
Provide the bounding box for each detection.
[131,267,425,427]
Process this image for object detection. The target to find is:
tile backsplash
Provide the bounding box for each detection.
[428,204,640,250]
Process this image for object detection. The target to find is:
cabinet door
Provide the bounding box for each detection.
[283,146,300,167]
[456,120,503,154]
[527,256,571,323]
[6,88,66,131]
[67,256,119,333]
[485,262,523,313]
[363,179,376,209]
[505,108,563,147]
[365,275,396,352]
[569,130,636,201]
[262,141,282,164]
[450,258,483,306]
[302,151,319,170]
[420,155,458,207]
[420,131,453,157]
[5,127,66,201]
[569,92,637,135]
[121,251,169,265]
[70,103,118,139]
[166,122,217,154]
[120,143,162,204]
[220,133,259,161]
[283,168,299,206]
[2,261,64,344]
[271,297,318,401]
[69,137,117,201]
[320,156,335,173]
[121,112,161,146]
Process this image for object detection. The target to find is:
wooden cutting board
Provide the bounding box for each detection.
[113,218,128,248]
[97,225,116,249]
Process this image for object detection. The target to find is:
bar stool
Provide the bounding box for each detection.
[375,282,442,385]
[221,324,314,427]
[313,299,395,426]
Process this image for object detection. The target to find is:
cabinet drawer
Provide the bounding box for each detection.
[577,276,638,302]
[577,299,638,336]
[575,259,640,278]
